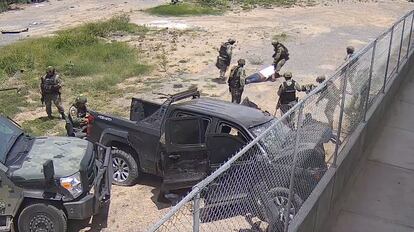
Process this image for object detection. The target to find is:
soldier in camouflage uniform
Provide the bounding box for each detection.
[228,59,246,104]
[69,95,89,131]
[271,41,289,80]
[216,39,236,82]
[40,66,65,119]
[345,46,355,61]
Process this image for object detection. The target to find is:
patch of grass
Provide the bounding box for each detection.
[0,14,150,118]
[21,117,63,136]
[238,0,296,8]
[0,2,8,13]
[146,3,222,16]
[0,90,28,116]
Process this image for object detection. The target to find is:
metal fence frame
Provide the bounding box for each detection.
[148,10,414,232]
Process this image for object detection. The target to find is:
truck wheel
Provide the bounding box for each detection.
[18,203,67,232]
[111,149,139,186]
[255,187,302,231]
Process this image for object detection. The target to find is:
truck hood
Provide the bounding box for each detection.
[10,137,91,183]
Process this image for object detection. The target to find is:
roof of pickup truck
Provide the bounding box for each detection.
[174,98,273,129]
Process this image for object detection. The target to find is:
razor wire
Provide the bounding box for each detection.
[148,10,414,232]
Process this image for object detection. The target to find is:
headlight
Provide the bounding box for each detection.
[60,172,83,199]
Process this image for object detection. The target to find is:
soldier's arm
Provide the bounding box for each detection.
[56,75,63,88]
[240,69,246,88]
[277,84,284,96]
[227,45,233,57]
[295,82,302,91]
[273,48,282,62]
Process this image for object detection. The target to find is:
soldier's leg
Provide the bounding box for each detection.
[273,59,286,80]
[230,88,237,103]
[52,94,66,119]
[220,66,228,81]
[44,94,53,118]
[236,90,243,104]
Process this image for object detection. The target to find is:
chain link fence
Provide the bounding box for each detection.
[148,10,414,232]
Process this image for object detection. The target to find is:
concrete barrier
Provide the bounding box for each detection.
[288,45,414,232]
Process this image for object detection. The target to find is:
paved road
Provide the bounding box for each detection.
[330,71,414,231]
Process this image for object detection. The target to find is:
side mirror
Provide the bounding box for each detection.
[43,160,55,183]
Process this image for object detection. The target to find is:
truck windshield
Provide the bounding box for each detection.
[0,117,23,163]
[250,119,291,152]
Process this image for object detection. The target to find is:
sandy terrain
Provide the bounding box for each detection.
[1,0,414,231]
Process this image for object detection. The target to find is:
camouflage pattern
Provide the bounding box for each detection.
[272,42,289,73]
[228,64,246,104]
[0,170,23,217]
[44,93,65,117]
[69,105,88,128]
[216,41,235,80]
[11,137,90,181]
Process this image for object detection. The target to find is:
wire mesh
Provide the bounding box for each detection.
[386,20,404,81]
[148,11,414,232]
[341,47,373,140]
[369,33,391,105]
[401,14,413,60]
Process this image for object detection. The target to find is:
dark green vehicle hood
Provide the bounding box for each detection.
[10,137,91,182]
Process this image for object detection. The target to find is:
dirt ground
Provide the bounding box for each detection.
[1,0,414,231]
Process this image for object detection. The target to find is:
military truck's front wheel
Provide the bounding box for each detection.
[111,149,139,186]
[18,203,67,232]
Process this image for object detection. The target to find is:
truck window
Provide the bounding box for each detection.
[172,112,210,144]
[169,118,204,145]
[218,123,247,143]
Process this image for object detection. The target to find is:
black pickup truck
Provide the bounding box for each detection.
[87,89,330,189]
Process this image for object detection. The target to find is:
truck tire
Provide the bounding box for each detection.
[255,187,302,232]
[18,203,67,232]
[111,149,139,186]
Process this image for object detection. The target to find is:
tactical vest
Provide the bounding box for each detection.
[280,80,297,104]
[42,75,59,94]
[228,66,242,89]
[274,44,289,61]
[219,42,230,59]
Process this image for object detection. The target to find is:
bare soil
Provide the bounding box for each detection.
[1,0,413,231]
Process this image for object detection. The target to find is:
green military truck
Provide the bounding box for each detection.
[0,115,112,232]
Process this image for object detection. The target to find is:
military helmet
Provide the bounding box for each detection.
[272,40,279,46]
[75,95,87,105]
[228,38,236,44]
[316,75,326,83]
[346,46,355,54]
[283,71,292,78]
[46,66,54,72]
[237,59,246,66]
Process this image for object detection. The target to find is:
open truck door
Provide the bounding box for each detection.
[161,116,209,191]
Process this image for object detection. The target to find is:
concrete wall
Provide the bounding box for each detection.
[288,49,414,232]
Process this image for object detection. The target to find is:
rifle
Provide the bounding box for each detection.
[0,87,19,92]
[274,98,281,116]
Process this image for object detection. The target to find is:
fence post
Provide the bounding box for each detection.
[407,12,414,58]
[193,191,201,232]
[284,103,304,232]
[363,41,377,122]
[332,66,349,167]
[397,18,406,72]
[383,25,394,93]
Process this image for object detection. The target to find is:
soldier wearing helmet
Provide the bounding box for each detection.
[345,46,355,61]
[271,40,290,80]
[216,38,236,82]
[228,59,247,104]
[40,66,65,119]
[301,75,326,94]
[69,95,89,130]
[276,71,302,116]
